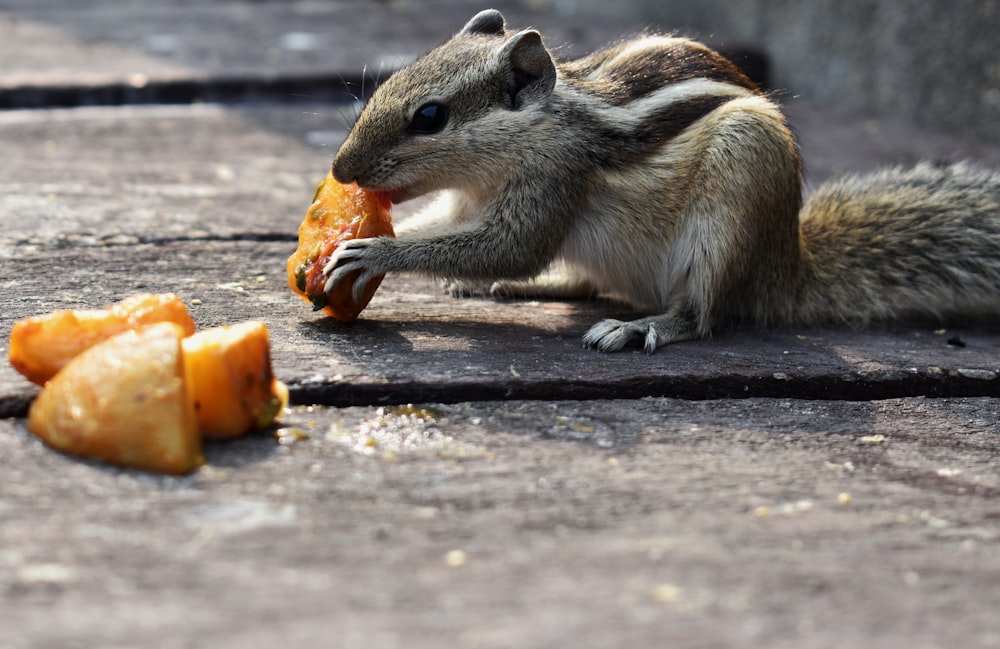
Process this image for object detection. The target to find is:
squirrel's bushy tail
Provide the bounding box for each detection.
[793,162,1000,325]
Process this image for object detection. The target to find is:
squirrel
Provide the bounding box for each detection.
[324,9,1000,353]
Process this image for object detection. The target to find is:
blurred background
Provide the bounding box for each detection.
[2,0,997,142]
[568,0,1000,143]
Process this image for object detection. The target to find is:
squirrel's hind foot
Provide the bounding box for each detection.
[583,314,699,353]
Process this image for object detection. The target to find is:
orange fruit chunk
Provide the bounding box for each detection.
[181,321,289,438]
[287,172,394,321]
[9,293,195,386]
[27,323,203,475]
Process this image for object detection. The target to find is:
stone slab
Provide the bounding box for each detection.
[2,397,998,648]
[2,14,1000,649]
[3,102,1000,418]
[0,0,641,106]
[4,236,1000,418]
[4,100,1000,246]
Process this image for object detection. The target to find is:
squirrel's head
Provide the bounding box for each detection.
[332,9,557,202]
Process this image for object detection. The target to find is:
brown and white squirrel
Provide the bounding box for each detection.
[324,9,1000,352]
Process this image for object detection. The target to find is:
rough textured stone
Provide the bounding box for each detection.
[3,4,1000,648]
[2,397,1000,649]
[0,0,636,107]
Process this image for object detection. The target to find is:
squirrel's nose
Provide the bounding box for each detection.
[331,135,366,184]
[331,153,358,185]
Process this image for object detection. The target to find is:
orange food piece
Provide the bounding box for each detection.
[9,293,195,386]
[14,295,291,473]
[181,321,289,438]
[27,323,203,475]
[287,172,394,321]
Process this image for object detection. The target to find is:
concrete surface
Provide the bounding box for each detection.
[2,2,1000,648]
[2,398,999,649]
[0,0,637,108]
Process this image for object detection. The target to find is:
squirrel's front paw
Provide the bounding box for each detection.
[322,237,385,302]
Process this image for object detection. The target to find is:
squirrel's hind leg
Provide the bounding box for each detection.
[444,262,598,300]
[583,311,699,353]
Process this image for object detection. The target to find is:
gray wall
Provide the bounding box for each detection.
[562,0,1000,141]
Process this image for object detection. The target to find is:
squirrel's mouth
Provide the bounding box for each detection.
[363,183,419,204]
[388,187,415,204]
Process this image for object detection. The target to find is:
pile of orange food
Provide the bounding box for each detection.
[287,172,394,321]
[9,293,288,475]
[8,175,391,474]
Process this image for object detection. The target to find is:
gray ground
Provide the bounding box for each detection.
[1,2,999,648]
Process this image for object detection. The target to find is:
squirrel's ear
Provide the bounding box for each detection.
[500,30,556,108]
[459,9,506,37]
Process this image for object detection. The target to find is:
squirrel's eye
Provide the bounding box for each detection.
[408,103,449,134]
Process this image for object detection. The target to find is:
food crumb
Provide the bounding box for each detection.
[786,500,813,514]
[17,563,76,585]
[858,434,886,444]
[444,549,467,568]
[837,492,852,506]
[275,427,310,445]
[651,583,683,604]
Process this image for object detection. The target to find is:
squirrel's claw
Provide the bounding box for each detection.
[583,315,698,353]
[321,238,378,299]
[322,238,369,276]
[323,259,362,295]
[582,318,638,353]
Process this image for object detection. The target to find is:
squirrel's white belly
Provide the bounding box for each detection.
[559,186,685,311]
